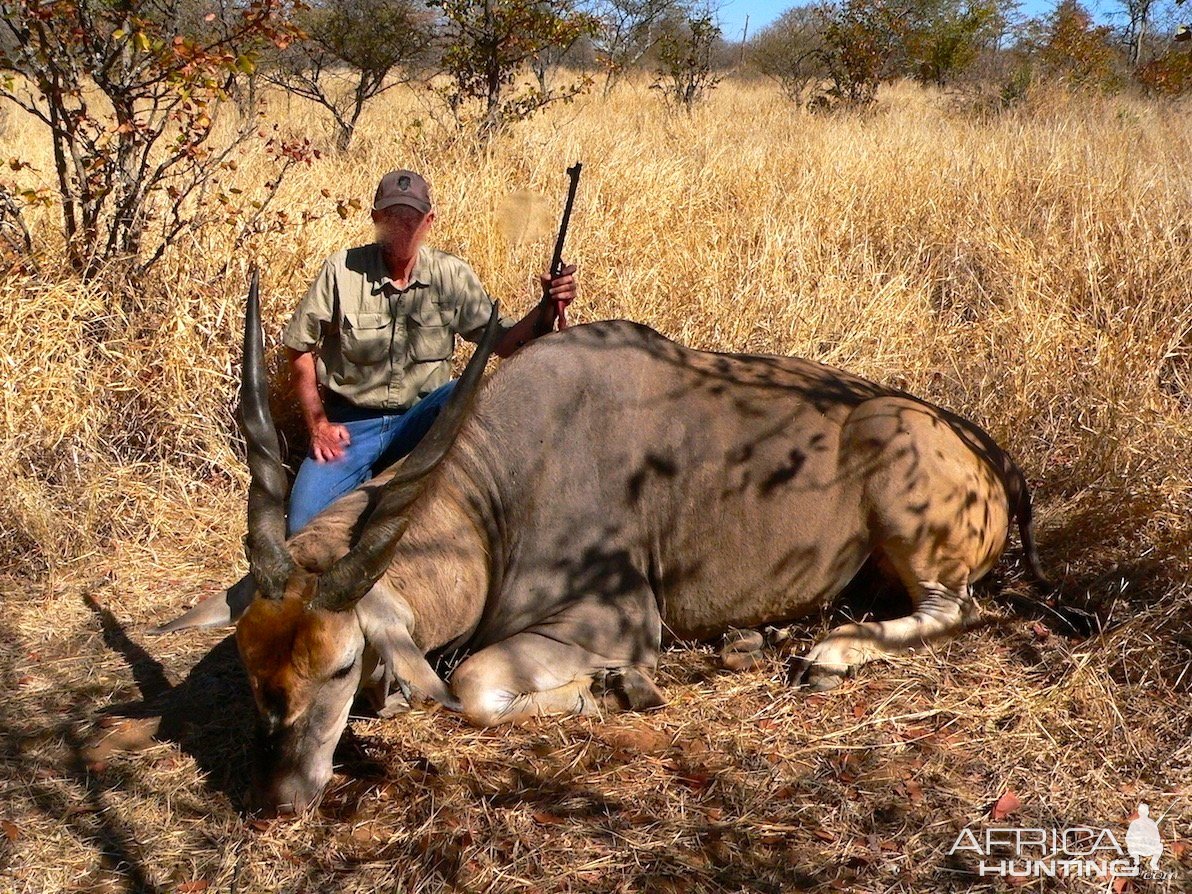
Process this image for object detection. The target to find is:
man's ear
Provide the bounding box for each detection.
[355,586,459,712]
[149,575,256,634]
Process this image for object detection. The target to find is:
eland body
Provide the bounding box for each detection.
[160,280,1046,813]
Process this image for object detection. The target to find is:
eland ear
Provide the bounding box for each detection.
[149,574,257,634]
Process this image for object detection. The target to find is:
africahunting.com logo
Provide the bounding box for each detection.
[949,802,1177,882]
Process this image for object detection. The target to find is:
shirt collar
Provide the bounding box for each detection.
[372,243,430,293]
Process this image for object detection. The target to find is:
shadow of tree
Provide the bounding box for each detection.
[0,611,166,893]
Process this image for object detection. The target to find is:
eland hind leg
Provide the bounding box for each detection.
[794,564,979,691]
[795,396,1011,691]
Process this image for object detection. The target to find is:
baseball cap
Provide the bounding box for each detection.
[373,170,432,215]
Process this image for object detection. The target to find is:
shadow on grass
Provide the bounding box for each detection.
[0,612,166,893]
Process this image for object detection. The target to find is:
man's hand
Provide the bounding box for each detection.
[496,262,580,357]
[311,420,350,462]
[540,262,577,322]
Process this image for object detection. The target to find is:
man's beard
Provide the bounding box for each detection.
[376,229,417,252]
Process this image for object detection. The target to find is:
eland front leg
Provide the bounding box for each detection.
[450,631,610,726]
[450,590,665,725]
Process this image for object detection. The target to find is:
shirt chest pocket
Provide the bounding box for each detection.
[407,302,453,362]
[340,312,391,365]
[408,319,453,362]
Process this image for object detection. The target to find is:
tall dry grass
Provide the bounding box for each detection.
[0,77,1189,894]
[1,79,1188,587]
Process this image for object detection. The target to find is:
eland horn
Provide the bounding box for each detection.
[240,267,295,599]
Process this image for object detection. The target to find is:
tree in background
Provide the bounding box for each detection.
[749,5,827,105]
[1113,0,1158,66]
[530,17,594,96]
[817,0,904,105]
[1134,6,1192,93]
[431,0,597,139]
[652,12,723,109]
[0,0,301,277]
[591,0,688,92]
[903,0,1002,86]
[269,0,434,151]
[1027,0,1121,88]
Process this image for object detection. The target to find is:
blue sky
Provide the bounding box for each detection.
[714,0,1116,41]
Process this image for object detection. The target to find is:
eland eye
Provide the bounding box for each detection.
[330,661,355,681]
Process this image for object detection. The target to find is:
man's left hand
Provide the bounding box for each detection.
[540,262,577,311]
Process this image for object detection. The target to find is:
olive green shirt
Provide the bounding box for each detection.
[283,243,514,410]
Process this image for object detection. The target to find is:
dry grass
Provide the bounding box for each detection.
[0,78,1189,893]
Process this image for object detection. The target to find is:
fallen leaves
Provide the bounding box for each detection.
[991,790,1022,821]
[596,725,671,756]
[671,767,713,792]
[81,716,162,770]
[902,779,923,804]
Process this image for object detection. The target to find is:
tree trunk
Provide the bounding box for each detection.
[335,119,356,152]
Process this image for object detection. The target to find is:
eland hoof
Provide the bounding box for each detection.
[789,655,851,692]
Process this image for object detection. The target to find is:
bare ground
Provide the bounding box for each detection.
[0,493,1188,894]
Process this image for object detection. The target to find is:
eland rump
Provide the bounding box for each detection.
[158,276,1046,814]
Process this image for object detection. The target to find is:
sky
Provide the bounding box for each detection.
[713,0,1118,42]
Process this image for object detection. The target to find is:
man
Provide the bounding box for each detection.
[282,169,576,534]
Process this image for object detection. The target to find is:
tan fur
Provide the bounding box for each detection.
[170,320,1042,811]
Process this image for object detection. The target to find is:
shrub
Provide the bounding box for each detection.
[652,13,723,110]
[1032,0,1123,90]
[1135,49,1192,96]
[748,6,828,106]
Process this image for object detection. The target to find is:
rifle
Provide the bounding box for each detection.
[534,162,582,335]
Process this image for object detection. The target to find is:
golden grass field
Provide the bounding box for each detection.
[0,77,1189,892]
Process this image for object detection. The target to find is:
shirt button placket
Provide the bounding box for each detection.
[388,288,400,411]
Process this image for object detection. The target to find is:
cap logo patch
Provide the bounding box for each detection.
[397,175,411,190]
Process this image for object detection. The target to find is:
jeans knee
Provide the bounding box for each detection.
[287,454,365,535]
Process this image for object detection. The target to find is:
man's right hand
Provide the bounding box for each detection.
[311,420,351,462]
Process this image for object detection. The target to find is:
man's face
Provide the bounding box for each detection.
[373,205,433,255]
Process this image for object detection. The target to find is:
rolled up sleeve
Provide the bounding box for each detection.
[282,260,335,352]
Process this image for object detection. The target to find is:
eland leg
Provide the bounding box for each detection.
[719,627,766,671]
[794,573,977,691]
[796,397,1011,690]
[591,666,667,711]
[451,631,662,727]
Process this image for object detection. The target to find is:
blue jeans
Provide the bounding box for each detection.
[287,380,457,535]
